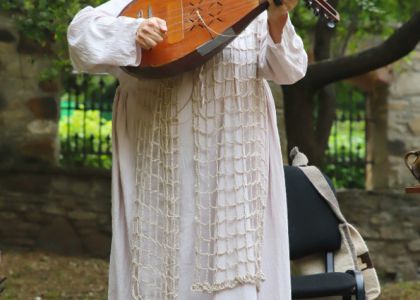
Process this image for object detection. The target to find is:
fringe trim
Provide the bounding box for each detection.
[191,272,266,293]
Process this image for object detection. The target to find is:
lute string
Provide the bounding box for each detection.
[128,0,335,39]
[135,0,264,36]
[125,0,265,20]
[131,0,260,26]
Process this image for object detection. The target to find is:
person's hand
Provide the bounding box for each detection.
[266,0,298,43]
[136,17,167,50]
[267,0,298,21]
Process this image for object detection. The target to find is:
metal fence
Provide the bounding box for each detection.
[324,84,367,188]
[59,77,368,188]
[59,75,116,169]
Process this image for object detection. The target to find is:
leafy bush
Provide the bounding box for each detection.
[321,82,367,189]
[59,74,115,169]
[0,0,106,78]
[325,119,366,188]
[59,105,112,169]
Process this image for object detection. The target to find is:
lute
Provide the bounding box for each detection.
[119,0,339,78]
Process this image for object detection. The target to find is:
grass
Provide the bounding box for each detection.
[0,250,419,299]
[381,281,420,300]
[0,251,108,299]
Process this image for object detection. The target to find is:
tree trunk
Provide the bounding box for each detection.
[314,85,336,165]
[283,82,315,163]
[283,0,338,166]
[282,10,420,167]
[283,82,336,167]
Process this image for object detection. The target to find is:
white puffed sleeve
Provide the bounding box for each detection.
[67,0,144,74]
[258,12,308,85]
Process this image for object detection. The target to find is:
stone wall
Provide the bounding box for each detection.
[0,167,111,258]
[1,168,419,281]
[0,14,60,168]
[384,45,420,188]
[339,189,420,281]
[0,10,419,286]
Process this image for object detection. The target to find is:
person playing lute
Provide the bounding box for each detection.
[68,0,307,298]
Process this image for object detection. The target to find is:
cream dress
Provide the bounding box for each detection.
[68,0,308,299]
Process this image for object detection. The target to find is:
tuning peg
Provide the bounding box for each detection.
[323,16,336,28]
[313,6,320,16]
[327,20,336,28]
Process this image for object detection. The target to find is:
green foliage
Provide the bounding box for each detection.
[1,0,418,77]
[59,75,115,169]
[59,105,112,169]
[325,119,366,188]
[292,0,420,56]
[62,74,117,110]
[0,0,106,77]
[324,162,365,189]
[329,120,365,152]
[323,83,367,188]
[3,0,418,179]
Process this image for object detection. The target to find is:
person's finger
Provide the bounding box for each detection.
[148,18,162,32]
[143,36,157,49]
[136,34,154,50]
[156,18,168,32]
[146,23,165,38]
[136,37,149,50]
[143,22,164,41]
[136,18,166,49]
[148,30,164,43]
[148,17,167,33]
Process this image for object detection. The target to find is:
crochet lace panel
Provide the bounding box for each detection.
[131,80,180,300]
[191,29,268,293]
[131,15,268,299]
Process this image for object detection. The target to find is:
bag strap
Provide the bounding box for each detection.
[289,147,359,268]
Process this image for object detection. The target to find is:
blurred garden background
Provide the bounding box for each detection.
[0,0,420,299]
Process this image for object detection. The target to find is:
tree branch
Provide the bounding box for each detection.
[338,15,358,57]
[304,11,420,90]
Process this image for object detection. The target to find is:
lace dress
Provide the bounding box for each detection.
[67,1,308,299]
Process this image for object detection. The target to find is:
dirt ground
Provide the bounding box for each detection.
[0,250,419,299]
[0,251,108,299]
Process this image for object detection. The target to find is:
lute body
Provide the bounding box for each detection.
[119,0,339,78]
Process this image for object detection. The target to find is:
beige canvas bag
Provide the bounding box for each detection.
[290,147,381,300]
